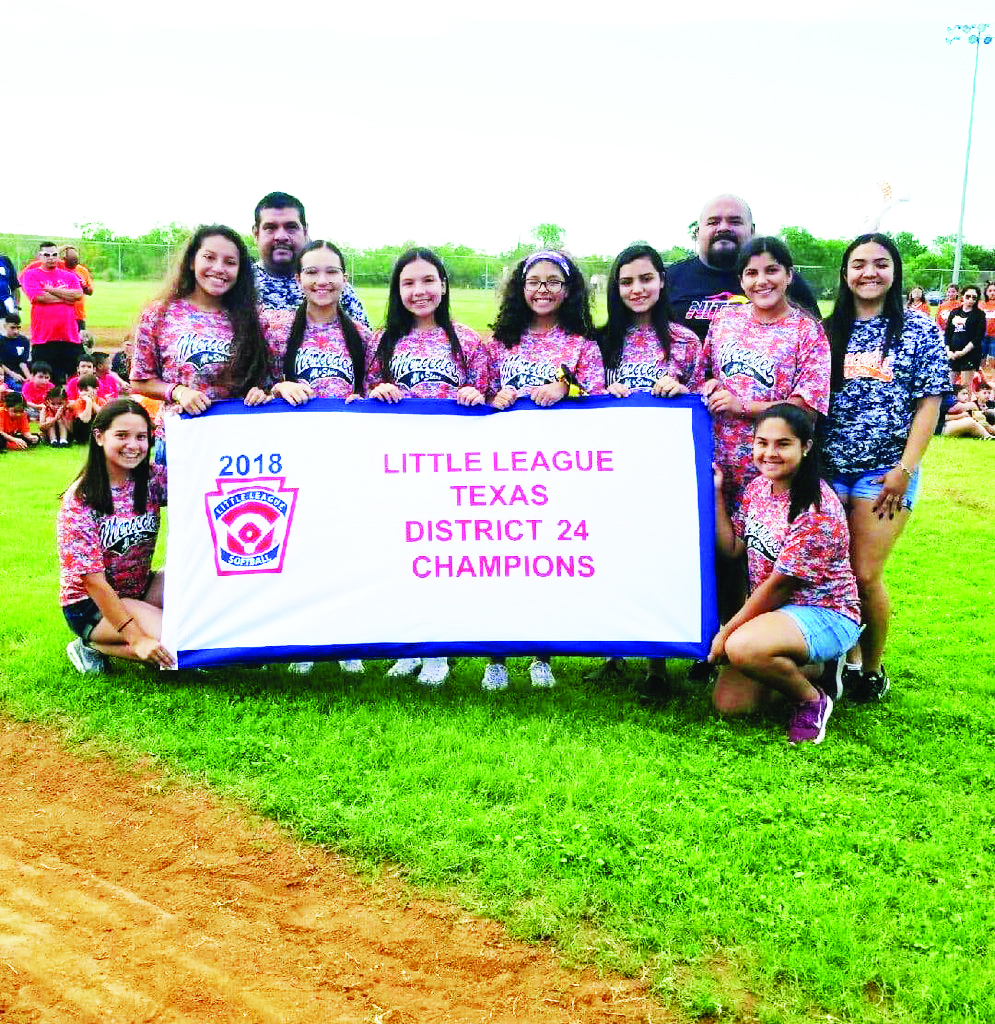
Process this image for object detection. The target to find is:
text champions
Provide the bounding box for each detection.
[386,449,613,580]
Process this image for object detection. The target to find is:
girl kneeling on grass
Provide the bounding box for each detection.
[482,250,604,691]
[58,399,173,674]
[367,248,489,688]
[709,404,861,746]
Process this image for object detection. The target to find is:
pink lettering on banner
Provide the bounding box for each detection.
[386,446,602,581]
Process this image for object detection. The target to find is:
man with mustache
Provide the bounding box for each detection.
[668,194,818,341]
[251,191,369,327]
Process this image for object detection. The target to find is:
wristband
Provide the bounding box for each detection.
[116,616,135,633]
[165,384,176,402]
[898,461,914,480]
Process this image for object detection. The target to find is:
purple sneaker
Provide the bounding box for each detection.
[788,687,834,746]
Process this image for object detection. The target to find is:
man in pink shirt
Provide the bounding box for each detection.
[20,242,83,383]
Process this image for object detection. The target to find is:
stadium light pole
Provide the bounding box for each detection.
[946,23,991,283]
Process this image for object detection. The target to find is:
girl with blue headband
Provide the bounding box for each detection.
[481,250,604,691]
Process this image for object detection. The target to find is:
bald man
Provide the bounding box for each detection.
[667,194,819,341]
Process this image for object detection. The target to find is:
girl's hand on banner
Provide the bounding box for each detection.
[272,381,315,407]
[456,387,485,407]
[492,387,518,411]
[370,383,403,404]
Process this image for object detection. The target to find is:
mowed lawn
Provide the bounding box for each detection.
[1,431,993,1024]
[17,279,503,347]
[17,278,832,349]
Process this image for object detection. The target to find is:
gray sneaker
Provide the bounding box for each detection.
[66,638,105,675]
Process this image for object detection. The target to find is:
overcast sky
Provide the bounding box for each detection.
[7,1,994,257]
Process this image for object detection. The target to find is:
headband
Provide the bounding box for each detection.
[524,250,571,279]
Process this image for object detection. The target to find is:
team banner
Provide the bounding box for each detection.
[161,396,718,668]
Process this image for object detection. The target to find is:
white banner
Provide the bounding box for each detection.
[161,396,717,668]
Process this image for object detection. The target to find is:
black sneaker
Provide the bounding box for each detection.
[847,666,890,704]
[583,657,627,685]
[835,661,862,701]
[686,659,713,683]
[637,669,672,708]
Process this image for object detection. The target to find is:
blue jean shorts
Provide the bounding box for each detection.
[779,604,862,663]
[830,466,921,512]
[63,597,104,642]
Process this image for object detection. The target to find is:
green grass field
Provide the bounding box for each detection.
[1,435,993,1023]
[17,278,836,348]
[17,280,503,346]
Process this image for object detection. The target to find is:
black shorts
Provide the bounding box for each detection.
[63,597,104,642]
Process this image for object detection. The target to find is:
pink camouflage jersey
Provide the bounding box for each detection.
[608,323,704,391]
[131,300,279,416]
[57,465,168,607]
[263,308,372,398]
[485,326,605,400]
[733,476,860,624]
[701,305,830,511]
[366,323,488,399]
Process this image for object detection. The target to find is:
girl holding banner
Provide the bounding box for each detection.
[591,243,704,696]
[58,399,174,674]
[367,248,489,688]
[266,240,371,405]
[482,251,604,691]
[264,240,373,677]
[130,225,273,427]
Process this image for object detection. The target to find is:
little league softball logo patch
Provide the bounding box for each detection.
[205,477,298,575]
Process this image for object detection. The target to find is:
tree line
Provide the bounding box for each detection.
[1,221,992,290]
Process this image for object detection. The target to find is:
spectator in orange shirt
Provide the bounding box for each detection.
[905,286,930,317]
[935,283,961,332]
[0,391,40,449]
[61,246,94,329]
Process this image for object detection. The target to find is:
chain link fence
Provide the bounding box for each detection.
[1,233,990,298]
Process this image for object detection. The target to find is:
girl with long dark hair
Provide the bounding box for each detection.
[598,243,703,398]
[267,240,369,405]
[58,399,173,673]
[710,404,860,745]
[819,233,948,703]
[130,225,272,423]
[368,248,488,688]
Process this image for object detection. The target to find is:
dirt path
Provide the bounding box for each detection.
[0,721,667,1023]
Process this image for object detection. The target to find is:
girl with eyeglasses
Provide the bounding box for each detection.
[263,240,372,678]
[481,250,604,692]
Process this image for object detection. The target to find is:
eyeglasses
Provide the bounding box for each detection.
[524,277,566,294]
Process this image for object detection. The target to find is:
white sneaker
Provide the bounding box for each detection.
[481,663,509,691]
[530,660,556,688]
[417,657,449,687]
[66,638,105,675]
[338,659,364,674]
[288,661,314,674]
[387,657,422,678]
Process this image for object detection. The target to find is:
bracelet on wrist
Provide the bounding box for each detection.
[898,461,914,480]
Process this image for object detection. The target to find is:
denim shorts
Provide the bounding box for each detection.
[830,466,921,512]
[63,597,104,642]
[779,604,861,663]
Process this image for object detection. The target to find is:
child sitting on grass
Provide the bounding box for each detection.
[39,386,72,446]
[68,375,104,445]
[1,314,31,392]
[0,391,41,449]
[21,362,54,420]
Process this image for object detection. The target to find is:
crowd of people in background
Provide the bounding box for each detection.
[3,191,991,747]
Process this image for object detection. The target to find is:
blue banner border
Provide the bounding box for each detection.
[174,395,718,669]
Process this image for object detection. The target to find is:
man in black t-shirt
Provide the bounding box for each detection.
[667,194,819,341]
